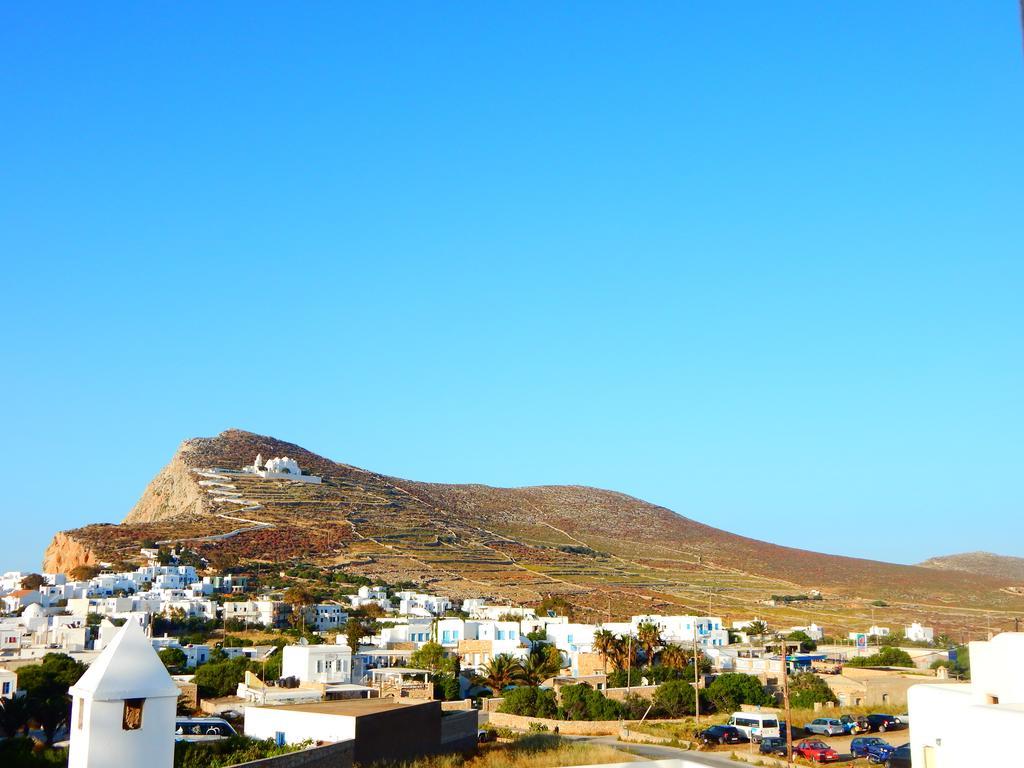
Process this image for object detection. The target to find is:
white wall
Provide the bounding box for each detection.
[68,695,176,768]
[244,706,356,745]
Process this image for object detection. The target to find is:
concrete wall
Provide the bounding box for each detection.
[604,685,659,702]
[440,710,478,752]
[227,741,353,768]
[245,708,357,745]
[354,700,441,764]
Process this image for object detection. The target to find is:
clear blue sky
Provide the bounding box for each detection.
[2,3,1022,572]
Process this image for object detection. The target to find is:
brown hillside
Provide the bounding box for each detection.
[44,429,1024,635]
[919,551,1024,582]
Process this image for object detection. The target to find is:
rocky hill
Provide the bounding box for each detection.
[44,429,1024,633]
[919,551,1024,582]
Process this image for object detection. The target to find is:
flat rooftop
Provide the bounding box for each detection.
[249,698,435,716]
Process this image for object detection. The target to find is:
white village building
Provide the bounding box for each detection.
[909,631,1024,767]
[68,620,180,768]
[243,454,321,484]
[905,622,935,644]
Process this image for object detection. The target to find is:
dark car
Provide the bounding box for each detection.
[885,743,912,768]
[851,737,895,764]
[759,737,788,756]
[698,725,746,746]
[866,714,905,733]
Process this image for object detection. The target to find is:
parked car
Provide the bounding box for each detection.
[477,728,497,743]
[174,717,236,739]
[759,737,788,756]
[805,717,845,736]
[851,737,896,763]
[698,725,746,746]
[866,714,905,733]
[840,714,870,734]
[885,743,912,768]
[793,739,841,763]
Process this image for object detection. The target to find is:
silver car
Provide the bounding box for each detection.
[804,717,845,736]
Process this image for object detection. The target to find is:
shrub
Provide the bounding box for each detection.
[499,686,558,718]
[652,679,699,717]
[558,683,622,721]
[845,646,914,668]
[788,672,838,709]
[705,673,774,713]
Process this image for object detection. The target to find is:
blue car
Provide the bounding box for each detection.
[851,737,895,764]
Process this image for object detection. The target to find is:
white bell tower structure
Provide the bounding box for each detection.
[68,620,180,768]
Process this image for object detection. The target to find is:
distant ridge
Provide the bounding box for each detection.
[918,551,1024,581]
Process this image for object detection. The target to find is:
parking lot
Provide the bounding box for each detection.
[703,726,912,764]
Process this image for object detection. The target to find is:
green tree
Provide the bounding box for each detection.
[498,686,558,717]
[20,573,45,591]
[652,679,699,717]
[431,671,462,701]
[788,672,838,709]
[193,657,250,699]
[410,642,457,675]
[69,565,101,581]
[845,646,914,668]
[159,647,188,673]
[558,683,621,721]
[17,653,88,745]
[0,695,32,738]
[705,673,774,713]
[283,586,314,633]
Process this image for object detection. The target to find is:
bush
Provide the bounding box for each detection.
[499,686,558,718]
[788,672,838,709]
[0,738,68,766]
[432,671,462,702]
[845,646,914,668]
[652,679,698,717]
[705,673,774,713]
[193,656,250,698]
[174,736,310,768]
[558,683,622,721]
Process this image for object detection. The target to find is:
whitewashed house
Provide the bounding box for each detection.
[68,620,180,768]
[909,632,1024,767]
[283,643,356,684]
[905,622,935,643]
[0,667,17,699]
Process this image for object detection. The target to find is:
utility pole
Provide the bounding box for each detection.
[693,622,701,728]
[626,634,633,695]
[781,637,793,763]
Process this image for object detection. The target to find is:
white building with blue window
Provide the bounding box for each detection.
[282,643,358,684]
[602,615,728,649]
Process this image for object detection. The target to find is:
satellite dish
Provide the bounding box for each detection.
[299,637,309,646]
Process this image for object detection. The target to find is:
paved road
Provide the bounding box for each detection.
[568,734,755,766]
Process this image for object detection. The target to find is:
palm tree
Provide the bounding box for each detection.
[474,653,524,694]
[520,650,561,686]
[745,619,769,642]
[660,643,687,669]
[283,586,314,633]
[593,628,617,672]
[636,621,664,667]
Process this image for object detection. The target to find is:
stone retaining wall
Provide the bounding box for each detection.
[227,740,354,768]
[487,712,639,736]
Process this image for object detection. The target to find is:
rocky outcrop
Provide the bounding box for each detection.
[43,531,99,573]
[123,448,209,524]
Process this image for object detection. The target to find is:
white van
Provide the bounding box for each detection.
[727,711,780,742]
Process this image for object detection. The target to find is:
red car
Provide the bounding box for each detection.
[793,739,840,763]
